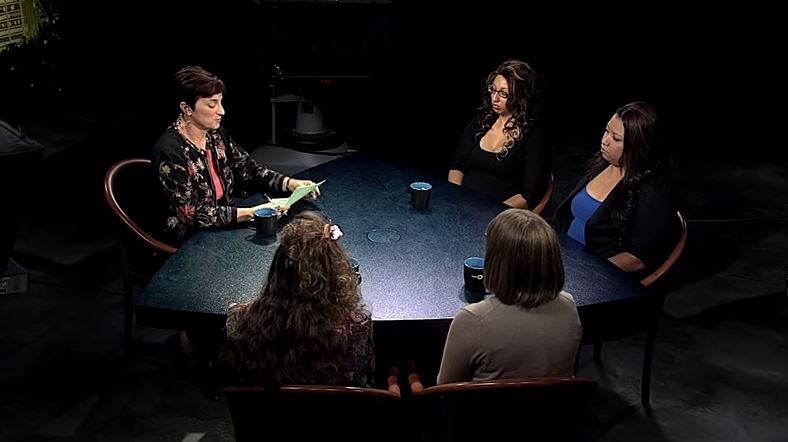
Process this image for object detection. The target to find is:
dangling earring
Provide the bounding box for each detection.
[180,104,193,122]
[180,111,193,127]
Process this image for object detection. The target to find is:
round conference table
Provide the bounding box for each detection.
[137,154,645,331]
[136,153,650,362]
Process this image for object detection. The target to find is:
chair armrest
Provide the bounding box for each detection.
[406,360,424,394]
[387,366,401,397]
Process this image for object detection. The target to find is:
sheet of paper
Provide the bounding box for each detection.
[273,180,325,207]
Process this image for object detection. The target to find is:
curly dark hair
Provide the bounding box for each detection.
[476,59,542,156]
[585,101,670,252]
[219,211,361,388]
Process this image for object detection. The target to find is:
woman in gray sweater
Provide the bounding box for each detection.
[437,209,582,384]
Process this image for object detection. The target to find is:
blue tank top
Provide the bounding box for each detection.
[567,186,602,245]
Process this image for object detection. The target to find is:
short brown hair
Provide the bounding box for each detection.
[484,209,564,308]
[174,65,225,109]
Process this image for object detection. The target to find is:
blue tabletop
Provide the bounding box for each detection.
[137,154,645,327]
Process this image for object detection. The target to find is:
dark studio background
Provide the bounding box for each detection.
[2,1,785,167]
[1,2,788,441]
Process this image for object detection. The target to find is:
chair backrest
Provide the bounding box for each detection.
[531,174,554,215]
[215,383,402,441]
[104,159,176,284]
[411,377,597,441]
[640,210,687,287]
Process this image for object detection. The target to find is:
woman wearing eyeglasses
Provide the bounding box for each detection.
[448,59,551,209]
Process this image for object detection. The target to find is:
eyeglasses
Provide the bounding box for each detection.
[487,84,510,100]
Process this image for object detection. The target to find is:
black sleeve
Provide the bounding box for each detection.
[221,129,287,196]
[519,126,552,206]
[450,117,480,172]
[627,180,679,270]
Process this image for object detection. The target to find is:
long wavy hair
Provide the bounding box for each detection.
[219,211,361,388]
[477,59,542,158]
[585,101,670,251]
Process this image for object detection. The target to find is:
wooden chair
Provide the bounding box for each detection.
[640,211,688,287]
[531,174,554,215]
[215,368,402,441]
[104,158,177,352]
[406,363,597,442]
[589,210,688,406]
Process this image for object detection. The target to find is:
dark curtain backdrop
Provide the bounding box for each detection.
[0,1,783,173]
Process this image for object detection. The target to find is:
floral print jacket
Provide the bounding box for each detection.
[225,302,376,388]
[152,123,287,245]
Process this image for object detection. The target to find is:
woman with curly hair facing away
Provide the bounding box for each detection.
[218,211,374,388]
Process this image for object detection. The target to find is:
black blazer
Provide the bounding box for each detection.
[553,171,679,273]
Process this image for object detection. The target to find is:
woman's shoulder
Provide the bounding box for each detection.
[556,291,579,309]
[348,304,372,325]
[639,169,678,198]
[461,296,499,318]
[153,126,185,158]
[155,124,179,143]
[466,112,484,124]
[513,123,546,148]
[340,305,373,341]
[533,291,579,318]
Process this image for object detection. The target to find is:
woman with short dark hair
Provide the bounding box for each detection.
[152,65,320,245]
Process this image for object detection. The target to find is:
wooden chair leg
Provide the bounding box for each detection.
[123,288,134,354]
[641,322,658,407]
[118,243,134,355]
[445,397,456,442]
[593,342,603,364]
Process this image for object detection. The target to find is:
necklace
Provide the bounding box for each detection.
[176,116,207,150]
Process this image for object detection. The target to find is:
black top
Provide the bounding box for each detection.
[553,166,680,274]
[450,115,551,205]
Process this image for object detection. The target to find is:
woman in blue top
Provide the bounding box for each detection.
[553,102,679,275]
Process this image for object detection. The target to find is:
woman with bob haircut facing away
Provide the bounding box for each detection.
[217,211,374,388]
[437,209,582,384]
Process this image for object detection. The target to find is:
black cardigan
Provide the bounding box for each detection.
[553,170,679,273]
[152,124,287,245]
